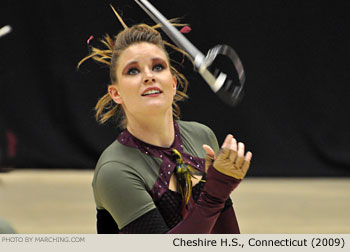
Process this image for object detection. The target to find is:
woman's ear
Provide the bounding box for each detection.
[172,75,177,95]
[108,84,123,104]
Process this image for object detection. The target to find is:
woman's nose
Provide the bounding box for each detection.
[143,77,155,84]
[143,69,155,84]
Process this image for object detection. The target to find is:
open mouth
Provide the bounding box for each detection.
[141,89,163,96]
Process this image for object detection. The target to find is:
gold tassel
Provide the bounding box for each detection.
[172,149,201,205]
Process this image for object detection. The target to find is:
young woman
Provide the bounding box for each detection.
[79,13,252,234]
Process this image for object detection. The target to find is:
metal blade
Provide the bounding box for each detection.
[135,0,205,68]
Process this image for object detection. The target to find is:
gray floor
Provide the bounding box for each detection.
[0,169,349,233]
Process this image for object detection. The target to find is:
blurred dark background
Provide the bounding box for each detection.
[1,0,349,176]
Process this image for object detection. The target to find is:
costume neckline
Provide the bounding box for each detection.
[117,120,206,202]
[119,120,183,152]
[124,129,173,150]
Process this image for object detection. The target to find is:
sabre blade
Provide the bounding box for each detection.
[135,0,204,68]
[135,0,246,107]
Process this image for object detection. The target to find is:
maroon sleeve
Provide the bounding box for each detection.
[167,166,240,234]
[211,206,240,234]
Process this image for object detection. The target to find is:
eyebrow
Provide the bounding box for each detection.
[121,61,138,75]
[123,60,138,69]
[122,57,168,72]
[152,57,168,67]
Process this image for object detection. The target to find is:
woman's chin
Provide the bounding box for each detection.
[143,98,172,108]
[124,98,173,118]
[141,101,172,115]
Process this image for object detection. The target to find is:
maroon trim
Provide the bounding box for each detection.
[117,121,206,201]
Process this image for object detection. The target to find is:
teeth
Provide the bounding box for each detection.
[143,90,161,95]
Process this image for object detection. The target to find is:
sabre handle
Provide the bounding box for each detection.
[198,44,246,107]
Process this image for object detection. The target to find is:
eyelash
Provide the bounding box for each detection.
[127,64,165,75]
[127,68,139,75]
[153,64,165,71]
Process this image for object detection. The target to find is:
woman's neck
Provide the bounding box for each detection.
[126,110,175,148]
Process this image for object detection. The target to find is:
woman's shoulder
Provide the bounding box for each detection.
[177,120,214,135]
[177,120,216,141]
[177,120,218,152]
[98,139,129,161]
[92,140,149,193]
[95,139,142,174]
[94,138,161,184]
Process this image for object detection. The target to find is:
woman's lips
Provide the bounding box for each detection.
[143,92,162,97]
[141,87,163,96]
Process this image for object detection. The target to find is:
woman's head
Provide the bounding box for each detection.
[79,15,189,128]
[110,24,165,84]
[109,41,178,122]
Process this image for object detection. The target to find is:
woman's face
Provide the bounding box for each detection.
[109,42,177,119]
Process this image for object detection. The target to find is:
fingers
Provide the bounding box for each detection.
[221,134,233,149]
[235,140,247,169]
[241,160,250,175]
[220,135,250,162]
[222,134,238,151]
[203,144,215,173]
[245,151,253,162]
[202,144,215,159]
[231,137,237,151]
[237,142,244,157]
[222,134,239,151]
[219,134,237,160]
[236,144,252,174]
[241,151,252,176]
[236,142,252,160]
[229,148,237,161]
[235,156,244,168]
[216,134,253,180]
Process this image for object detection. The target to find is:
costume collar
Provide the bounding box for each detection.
[117,120,206,201]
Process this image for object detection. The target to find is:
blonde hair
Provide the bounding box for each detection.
[78,6,189,128]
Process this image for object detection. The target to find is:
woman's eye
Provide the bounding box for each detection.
[153,64,164,72]
[127,68,139,75]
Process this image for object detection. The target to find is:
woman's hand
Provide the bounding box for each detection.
[203,134,252,180]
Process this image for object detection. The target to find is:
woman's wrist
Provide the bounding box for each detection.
[201,164,241,202]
